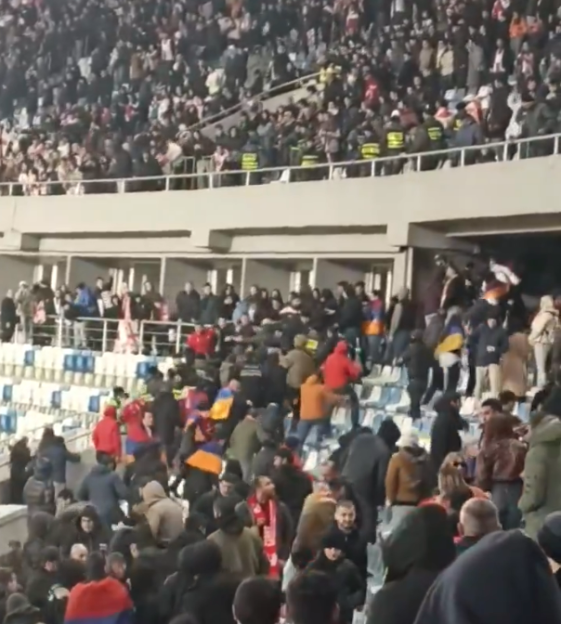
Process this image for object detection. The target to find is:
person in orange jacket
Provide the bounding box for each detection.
[92,405,122,462]
[297,374,344,450]
[322,341,361,428]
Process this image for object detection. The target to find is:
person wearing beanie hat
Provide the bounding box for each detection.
[307,526,366,624]
[92,404,122,462]
[538,511,561,588]
[473,311,509,400]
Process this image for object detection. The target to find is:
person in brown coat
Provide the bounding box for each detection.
[384,430,435,531]
[475,413,527,530]
[501,332,531,399]
[137,481,184,544]
[281,335,316,425]
[293,482,341,554]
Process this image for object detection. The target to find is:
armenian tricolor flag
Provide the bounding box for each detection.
[184,411,223,475]
[435,320,465,356]
[209,388,234,421]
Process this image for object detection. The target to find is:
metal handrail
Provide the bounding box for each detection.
[1,132,559,195]
[187,71,321,131]
[23,316,223,355]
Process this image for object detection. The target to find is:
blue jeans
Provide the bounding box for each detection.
[367,335,384,364]
[296,418,331,450]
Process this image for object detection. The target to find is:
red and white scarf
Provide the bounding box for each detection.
[248,495,279,578]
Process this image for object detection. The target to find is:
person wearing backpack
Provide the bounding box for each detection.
[384,431,435,532]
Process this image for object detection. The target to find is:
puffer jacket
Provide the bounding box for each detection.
[529,296,558,345]
[519,413,561,539]
[23,458,55,518]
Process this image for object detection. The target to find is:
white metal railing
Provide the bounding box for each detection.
[188,71,322,132]
[19,316,209,355]
[1,133,559,196]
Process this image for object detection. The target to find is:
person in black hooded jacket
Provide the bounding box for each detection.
[9,438,31,505]
[61,506,111,557]
[307,528,366,624]
[271,447,313,528]
[158,540,241,624]
[123,442,169,504]
[366,505,456,624]
[430,393,467,473]
[341,420,401,543]
[151,389,182,466]
[415,530,561,624]
[22,512,55,577]
[261,351,288,407]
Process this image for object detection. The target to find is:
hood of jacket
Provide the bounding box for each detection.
[142,480,167,506]
[529,414,561,446]
[4,594,39,620]
[397,287,409,301]
[75,505,102,532]
[377,419,401,452]
[382,505,455,582]
[398,446,429,464]
[539,295,556,313]
[414,530,561,624]
[178,541,222,576]
[334,340,348,355]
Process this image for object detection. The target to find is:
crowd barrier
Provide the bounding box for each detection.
[0,133,560,196]
[22,316,202,355]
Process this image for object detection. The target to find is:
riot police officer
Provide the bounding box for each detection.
[382,110,406,175]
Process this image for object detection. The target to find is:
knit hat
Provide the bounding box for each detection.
[321,527,347,551]
[538,512,561,563]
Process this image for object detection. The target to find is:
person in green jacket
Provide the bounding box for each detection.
[519,411,561,540]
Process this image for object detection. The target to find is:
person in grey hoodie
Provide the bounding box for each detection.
[76,454,129,526]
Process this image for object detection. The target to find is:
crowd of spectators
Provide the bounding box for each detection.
[3,0,561,194]
[6,248,561,624]
[0,0,336,195]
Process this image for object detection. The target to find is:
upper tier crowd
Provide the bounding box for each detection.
[3,0,561,194]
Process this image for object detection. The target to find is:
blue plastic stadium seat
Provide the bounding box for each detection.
[88,395,101,414]
[2,385,13,403]
[24,349,36,367]
[51,391,62,409]
[64,354,75,372]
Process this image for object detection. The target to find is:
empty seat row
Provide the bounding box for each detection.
[0,344,176,388]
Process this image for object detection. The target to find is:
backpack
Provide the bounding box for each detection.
[409,452,435,499]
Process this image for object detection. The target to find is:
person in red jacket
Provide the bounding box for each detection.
[92,406,122,462]
[322,340,361,428]
[121,399,155,458]
[186,325,216,358]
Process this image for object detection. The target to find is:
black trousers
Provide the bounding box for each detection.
[408,379,427,420]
